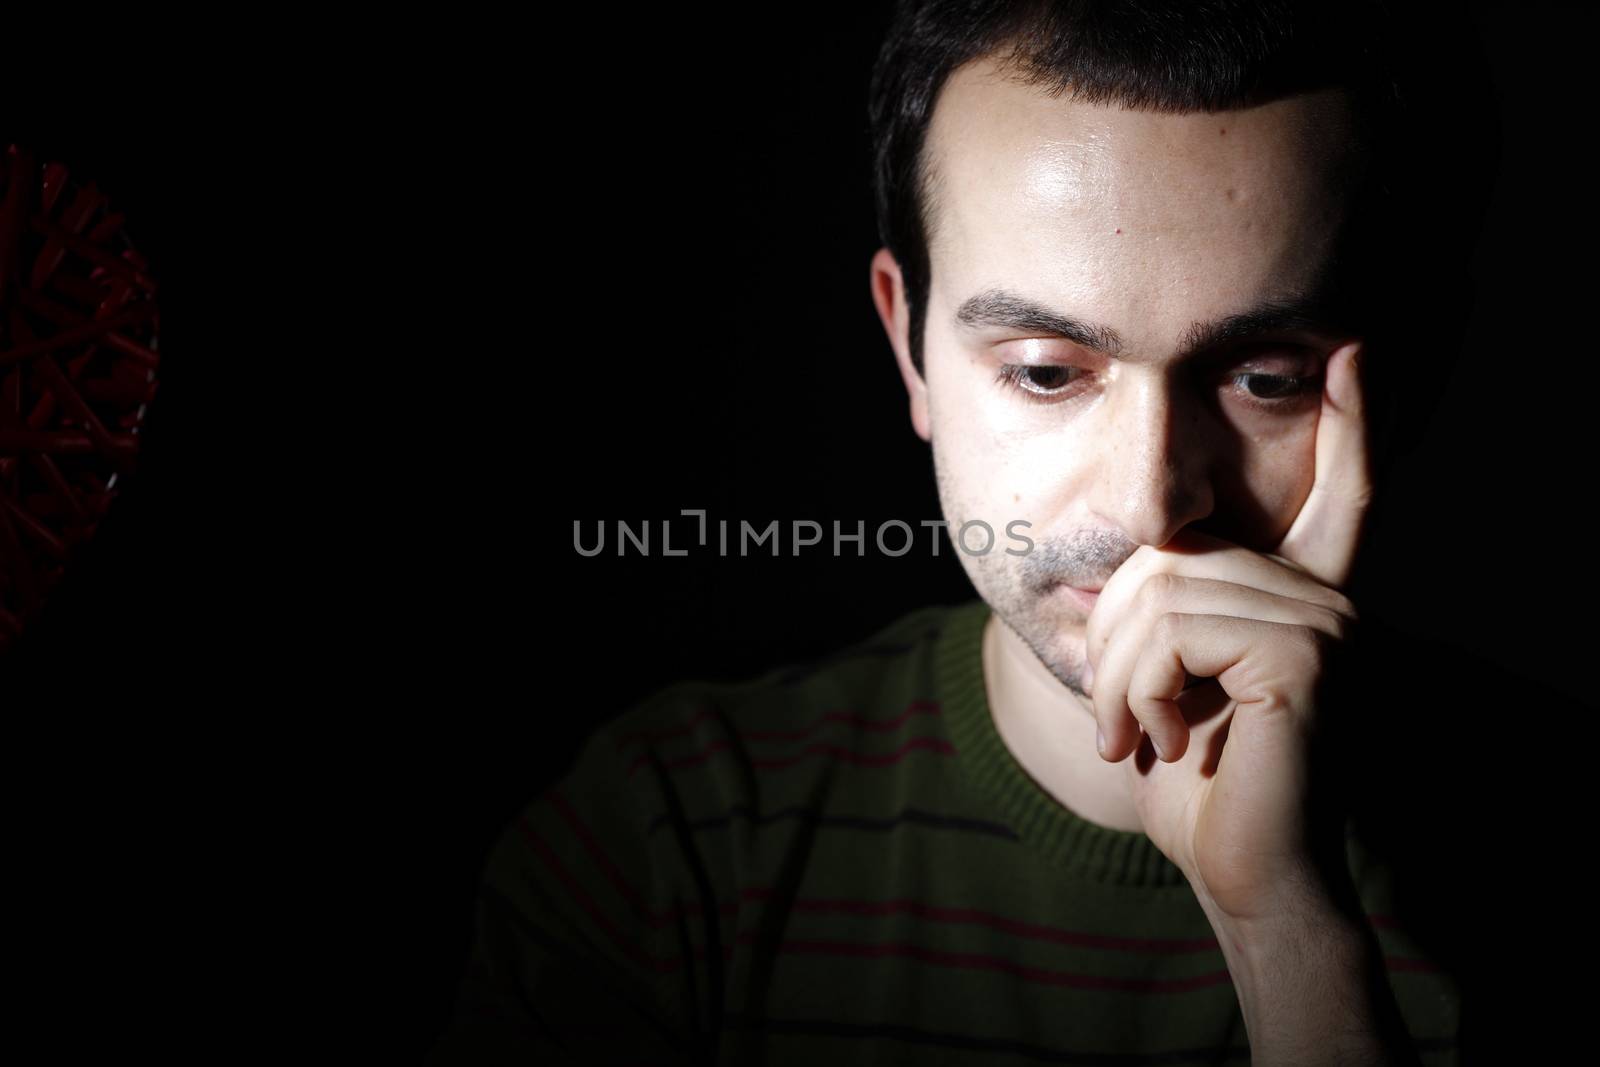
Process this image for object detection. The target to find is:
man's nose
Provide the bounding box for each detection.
[1086,378,1215,549]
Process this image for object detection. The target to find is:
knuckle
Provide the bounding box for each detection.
[1153,611,1186,643]
[1298,624,1336,669]
[1316,604,1349,643]
[1138,571,1181,611]
[1326,589,1359,623]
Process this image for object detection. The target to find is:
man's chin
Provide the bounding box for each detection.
[1014,613,1092,697]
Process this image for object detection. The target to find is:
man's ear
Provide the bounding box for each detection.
[869,247,931,442]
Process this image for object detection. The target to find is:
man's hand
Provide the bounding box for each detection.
[1082,340,1371,926]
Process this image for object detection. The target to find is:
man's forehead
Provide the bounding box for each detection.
[921,57,1359,339]
[924,56,1355,224]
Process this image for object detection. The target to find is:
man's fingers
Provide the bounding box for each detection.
[1274,342,1373,591]
[1090,581,1343,762]
[1095,614,1323,764]
[1084,541,1354,672]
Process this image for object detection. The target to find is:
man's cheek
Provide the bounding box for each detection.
[1239,430,1321,542]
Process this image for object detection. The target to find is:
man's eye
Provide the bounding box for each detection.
[1232,371,1322,408]
[1236,373,1303,399]
[994,363,1084,398]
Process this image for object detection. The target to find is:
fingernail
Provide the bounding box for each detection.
[1096,726,1106,757]
[1150,734,1166,761]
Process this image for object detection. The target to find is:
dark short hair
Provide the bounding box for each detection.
[866,0,1489,470]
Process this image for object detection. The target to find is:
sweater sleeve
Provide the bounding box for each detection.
[427,700,723,1066]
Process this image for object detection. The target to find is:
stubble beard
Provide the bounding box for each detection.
[993,576,1094,700]
[929,426,1098,701]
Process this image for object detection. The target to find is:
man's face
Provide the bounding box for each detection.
[885,58,1363,697]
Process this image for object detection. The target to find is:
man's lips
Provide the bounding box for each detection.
[1048,581,1101,612]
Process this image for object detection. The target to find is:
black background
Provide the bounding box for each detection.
[2,2,1593,1060]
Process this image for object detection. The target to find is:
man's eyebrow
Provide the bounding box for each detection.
[952,287,1348,362]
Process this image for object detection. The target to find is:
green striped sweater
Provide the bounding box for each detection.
[429,598,1461,1064]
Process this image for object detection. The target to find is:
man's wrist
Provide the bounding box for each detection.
[1201,894,1421,1066]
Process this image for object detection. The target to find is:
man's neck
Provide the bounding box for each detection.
[980,611,1147,835]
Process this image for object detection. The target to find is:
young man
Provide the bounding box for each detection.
[430,4,1467,1063]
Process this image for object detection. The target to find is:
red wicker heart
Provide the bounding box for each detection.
[0,143,160,652]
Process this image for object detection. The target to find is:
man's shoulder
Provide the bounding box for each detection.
[601,597,985,742]
[519,598,986,857]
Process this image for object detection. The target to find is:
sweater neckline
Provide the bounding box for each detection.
[934,598,1190,888]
